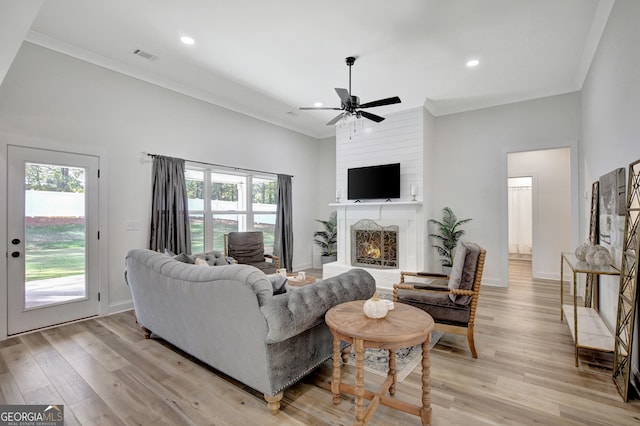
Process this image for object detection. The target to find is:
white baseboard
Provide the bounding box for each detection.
[109,301,134,315]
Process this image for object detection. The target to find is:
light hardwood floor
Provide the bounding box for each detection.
[1,260,640,425]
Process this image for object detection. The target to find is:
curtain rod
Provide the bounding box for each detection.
[145,152,293,178]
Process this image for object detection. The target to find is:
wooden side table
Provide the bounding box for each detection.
[325,300,435,425]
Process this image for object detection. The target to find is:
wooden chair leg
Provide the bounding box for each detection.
[467,326,478,358]
[264,392,283,414]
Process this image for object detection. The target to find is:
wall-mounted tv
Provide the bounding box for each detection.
[348,163,401,201]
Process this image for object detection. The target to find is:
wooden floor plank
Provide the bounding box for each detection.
[0,260,639,425]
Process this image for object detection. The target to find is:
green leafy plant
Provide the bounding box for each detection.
[314,211,337,256]
[428,207,472,267]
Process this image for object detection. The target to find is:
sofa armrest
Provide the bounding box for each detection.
[260,269,375,344]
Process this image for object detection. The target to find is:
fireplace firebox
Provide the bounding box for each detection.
[350,220,398,269]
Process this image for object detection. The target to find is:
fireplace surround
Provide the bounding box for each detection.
[323,201,424,290]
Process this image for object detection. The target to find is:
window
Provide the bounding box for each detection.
[186,167,277,254]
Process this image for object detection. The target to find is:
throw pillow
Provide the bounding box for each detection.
[267,274,288,295]
[447,243,468,302]
[455,242,480,305]
[194,257,209,266]
[173,252,195,264]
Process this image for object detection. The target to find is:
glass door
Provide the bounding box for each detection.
[7,146,100,335]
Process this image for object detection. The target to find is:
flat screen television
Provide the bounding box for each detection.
[347,163,400,201]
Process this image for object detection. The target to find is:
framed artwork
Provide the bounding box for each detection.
[599,168,626,268]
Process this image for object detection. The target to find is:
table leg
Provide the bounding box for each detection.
[389,349,397,395]
[354,338,365,426]
[421,337,432,426]
[332,336,341,404]
[560,254,564,320]
[573,270,579,367]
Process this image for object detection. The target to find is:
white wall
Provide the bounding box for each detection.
[312,135,337,268]
[581,0,640,385]
[508,148,572,280]
[0,42,326,319]
[432,93,581,286]
[336,107,424,204]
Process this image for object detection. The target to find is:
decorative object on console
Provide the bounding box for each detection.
[585,244,611,266]
[428,207,473,273]
[574,242,591,262]
[314,211,338,264]
[363,293,389,319]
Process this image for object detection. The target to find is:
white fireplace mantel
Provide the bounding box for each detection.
[323,201,424,290]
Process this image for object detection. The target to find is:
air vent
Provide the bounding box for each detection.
[131,49,158,61]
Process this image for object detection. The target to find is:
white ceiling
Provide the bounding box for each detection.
[21,0,613,138]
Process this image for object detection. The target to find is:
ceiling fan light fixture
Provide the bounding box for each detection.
[313,101,323,107]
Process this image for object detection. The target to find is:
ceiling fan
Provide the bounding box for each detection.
[300,56,401,125]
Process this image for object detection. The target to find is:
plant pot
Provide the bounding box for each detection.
[321,255,337,264]
[442,266,452,275]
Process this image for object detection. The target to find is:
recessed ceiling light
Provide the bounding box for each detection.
[466,59,479,67]
[314,102,323,107]
[180,36,195,45]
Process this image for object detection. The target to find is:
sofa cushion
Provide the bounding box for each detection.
[448,241,480,304]
[399,290,471,326]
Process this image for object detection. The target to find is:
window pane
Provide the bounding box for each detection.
[213,214,243,252]
[255,214,276,252]
[211,173,245,211]
[186,170,204,212]
[252,178,277,212]
[189,214,204,254]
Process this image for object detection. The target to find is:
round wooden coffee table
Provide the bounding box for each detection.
[325,300,435,425]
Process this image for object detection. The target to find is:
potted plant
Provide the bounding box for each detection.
[428,207,472,273]
[314,211,337,264]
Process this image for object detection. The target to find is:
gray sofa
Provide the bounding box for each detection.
[125,248,375,413]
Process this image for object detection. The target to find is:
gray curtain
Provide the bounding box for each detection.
[274,174,293,271]
[149,155,191,254]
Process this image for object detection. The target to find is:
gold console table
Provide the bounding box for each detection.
[560,252,620,367]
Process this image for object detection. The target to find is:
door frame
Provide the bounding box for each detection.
[0,133,109,340]
[500,141,580,288]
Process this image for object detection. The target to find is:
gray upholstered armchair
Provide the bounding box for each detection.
[393,242,486,358]
[224,231,280,273]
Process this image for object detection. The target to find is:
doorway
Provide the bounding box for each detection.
[507,148,571,282]
[6,146,100,335]
[508,176,533,261]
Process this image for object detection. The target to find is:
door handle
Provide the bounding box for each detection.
[11,251,20,258]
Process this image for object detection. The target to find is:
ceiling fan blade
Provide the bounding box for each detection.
[326,113,346,126]
[359,96,401,109]
[359,110,385,123]
[299,106,343,110]
[335,88,351,106]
